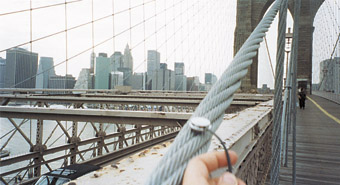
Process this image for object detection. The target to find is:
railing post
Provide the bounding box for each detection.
[97,123,105,155]
[134,125,141,144]
[32,102,45,177]
[69,121,79,164]
[117,125,126,149]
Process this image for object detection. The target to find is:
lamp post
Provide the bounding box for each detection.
[285,27,293,81]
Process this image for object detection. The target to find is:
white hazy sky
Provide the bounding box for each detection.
[0,0,338,89]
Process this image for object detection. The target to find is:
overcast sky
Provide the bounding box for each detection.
[0,0,338,88]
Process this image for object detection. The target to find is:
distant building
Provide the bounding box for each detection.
[258,84,271,94]
[0,57,6,88]
[151,63,175,90]
[49,75,76,89]
[90,52,96,73]
[319,57,340,94]
[98,53,107,58]
[94,53,110,89]
[205,73,217,85]
[174,62,185,75]
[74,68,93,89]
[109,71,123,89]
[5,48,38,88]
[123,44,133,72]
[118,67,132,86]
[187,76,200,91]
[147,50,160,89]
[175,75,187,91]
[130,73,145,90]
[36,57,56,89]
[110,52,123,72]
[169,70,175,90]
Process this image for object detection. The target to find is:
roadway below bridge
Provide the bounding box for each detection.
[279,95,340,185]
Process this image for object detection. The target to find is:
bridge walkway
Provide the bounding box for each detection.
[279,95,340,185]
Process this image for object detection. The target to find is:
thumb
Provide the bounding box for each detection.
[218,172,238,185]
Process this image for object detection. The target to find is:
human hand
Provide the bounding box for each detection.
[183,151,246,185]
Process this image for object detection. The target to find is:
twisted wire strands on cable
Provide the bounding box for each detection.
[145,1,284,184]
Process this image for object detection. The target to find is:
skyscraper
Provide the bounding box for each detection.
[175,75,187,91]
[110,51,123,72]
[36,57,56,89]
[174,62,186,91]
[5,48,38,88]
[94,53,110,89]
[147,50,160,89]
[319,57,340,94]
[174,62,185,75]
[151,63,175,90]
[90,52,96,73]
[49,75,76,89]
[0,57,6,88]
[123,44,133,71]
[205,73,217,85]
[74,68,93,89]
[109,71,124,89]
[130,72,145,90]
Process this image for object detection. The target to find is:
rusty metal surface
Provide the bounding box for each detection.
[279,95,340,185]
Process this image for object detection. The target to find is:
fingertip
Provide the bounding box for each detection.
[218,172,237,185]
[237,178,246,185]
[228,150,238,165]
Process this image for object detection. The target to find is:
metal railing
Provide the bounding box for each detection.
[313,91,340,104]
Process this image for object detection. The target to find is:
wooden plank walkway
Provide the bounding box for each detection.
[279,94,340,185]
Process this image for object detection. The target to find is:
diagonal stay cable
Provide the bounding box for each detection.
[0,0,82,17]
[145,0,283,184]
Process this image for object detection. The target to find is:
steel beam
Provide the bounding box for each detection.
[0,94,264,107]
[0,106,191,126]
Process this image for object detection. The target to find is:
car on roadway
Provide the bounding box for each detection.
[34,164,100,185]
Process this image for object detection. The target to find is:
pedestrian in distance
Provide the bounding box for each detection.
[298,88,306,109]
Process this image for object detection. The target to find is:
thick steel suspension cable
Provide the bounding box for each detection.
[145,1,284,184]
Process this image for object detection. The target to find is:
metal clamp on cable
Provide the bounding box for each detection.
[189,117,233,173]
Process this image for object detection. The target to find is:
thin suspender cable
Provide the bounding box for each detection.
[0,0,82,17]
[64,0,68,89]
[143,0,146,90]
[264,36,275,77]
[290,0,301,184]
[270,0,288,184]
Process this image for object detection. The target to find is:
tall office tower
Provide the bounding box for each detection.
[5,48,38,88]
[94,53,110,89]
[0,57,6,88]
[36,57,56,89]
[151,63,174,90]
[169,70,175,90]
[147,50,160,89]
[319,57,340,94]
[174,62,185,75]
[74,68,93,89]
[110,51,123,72]
[175,75,187,91]
[130,73,145,90]
[123,44,133,71]
[109,71,124,89]
[187,76,200,91]
[205,73,217,85]
[90,52,96,73]
[49,74,76,89]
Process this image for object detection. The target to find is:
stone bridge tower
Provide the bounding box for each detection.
[234,0,324,93]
